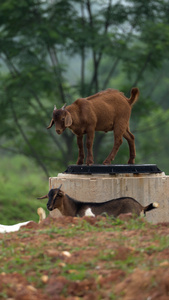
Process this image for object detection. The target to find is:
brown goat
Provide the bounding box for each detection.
[47,87,139,165]
[37,185,158,218]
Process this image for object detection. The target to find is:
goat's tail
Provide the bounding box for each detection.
[128,87,139,106]
[143,202,159,214]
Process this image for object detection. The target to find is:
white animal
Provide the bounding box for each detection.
[0,207,46,233]
[0,221,32,233]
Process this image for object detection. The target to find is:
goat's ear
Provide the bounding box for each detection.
[65,112,72,127]
[58,190,64,197]
[47,119,54,129]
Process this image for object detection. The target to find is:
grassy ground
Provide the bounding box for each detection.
[0,155,51,224]
[0,155,169,299]
[0,215,169,299]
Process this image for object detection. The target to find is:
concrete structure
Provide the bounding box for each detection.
[49,167,169,224]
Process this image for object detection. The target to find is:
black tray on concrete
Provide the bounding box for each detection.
[64,164,162,175]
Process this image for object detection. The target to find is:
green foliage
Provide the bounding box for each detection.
[135,107,169,173]
[0,155,49,224]
[1,0,169,227]
[0,0,169,174]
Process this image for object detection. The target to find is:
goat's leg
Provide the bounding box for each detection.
[76,135,84,165]
[123,128,136,164]
[86,131,95,165]
[103,129,123,165]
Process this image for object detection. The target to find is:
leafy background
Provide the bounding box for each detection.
[1,0,169,223]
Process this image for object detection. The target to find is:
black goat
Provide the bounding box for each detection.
[37,185,159,217]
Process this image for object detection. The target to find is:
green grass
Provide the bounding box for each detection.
[0,217,169,299]
[0,222,166,279]
[0,154,50,224]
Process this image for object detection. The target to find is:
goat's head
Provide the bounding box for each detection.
[37,184,64,211]
[47,104,72,134]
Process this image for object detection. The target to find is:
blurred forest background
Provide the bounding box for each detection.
[1,0,169,223]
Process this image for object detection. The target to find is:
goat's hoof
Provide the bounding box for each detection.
[128,159,135,164]
[86,160,94,166]
[103,160,111,165]
[77,159,84,165]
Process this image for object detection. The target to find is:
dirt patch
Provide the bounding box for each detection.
[0,215,169,299]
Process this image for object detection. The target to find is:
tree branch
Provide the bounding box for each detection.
[86,0,98,93]
[80,0,85,96]
[47,45,66,104]
[102,58,120,90]
[132,52,152,87]
[86,0,113,94]
[3,52,66,157]
[102,20,139,90]
[28,89,66,154]
[9,96,50,177]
